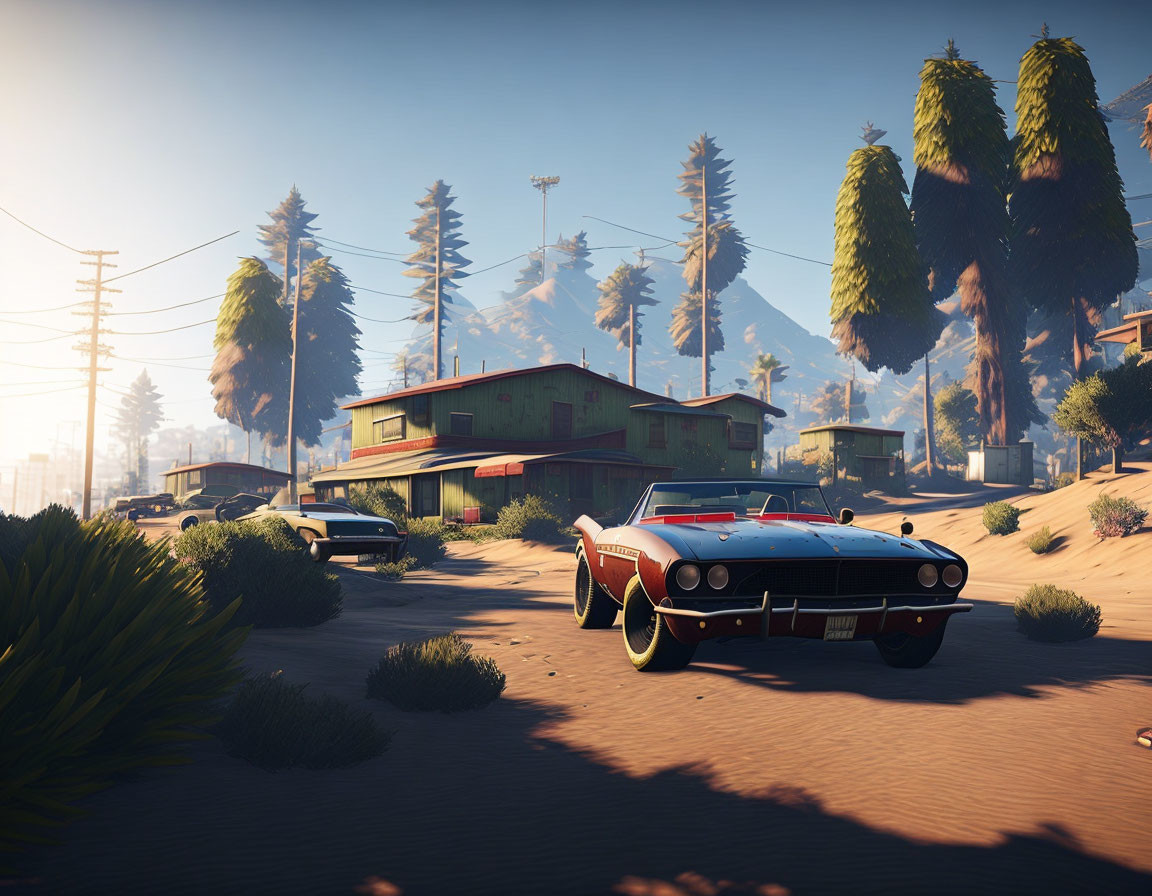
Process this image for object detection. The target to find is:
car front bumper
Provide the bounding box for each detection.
[312,535,408,561]
[655,591,973,644]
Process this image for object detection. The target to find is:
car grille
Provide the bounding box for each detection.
[733,560,923,598]
[326,520,398,539]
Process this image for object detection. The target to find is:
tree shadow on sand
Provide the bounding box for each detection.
[29,698,1152,896]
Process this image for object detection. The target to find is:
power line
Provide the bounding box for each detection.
[103,231,239,283]
[745,241,832,267]
[317,236,408,256]
[0,331,78,345]
[0,300,86,315]
[349,310,413,324]
[350,284,412,299]
[104,293,224,316]
[582,215,675,244]
[0,203,84,253]
[0,383,88,400]
[0,318,75,333]
[0,358,86,371]
[106,318,216,335]
[110,355,212,372]
[465,253,529,276]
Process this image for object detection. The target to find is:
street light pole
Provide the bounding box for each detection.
[529,175,560,284]
[287,241,305,502]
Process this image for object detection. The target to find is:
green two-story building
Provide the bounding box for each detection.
[311,363,783,522]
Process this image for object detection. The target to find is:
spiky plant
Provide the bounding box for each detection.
[405,181,471,380]
[258,186,322,303]
[831,145,943,375]
[594,262,658,386]
[671,135,749,395]
[911,40,1041,446]
[1009,36,1137,380]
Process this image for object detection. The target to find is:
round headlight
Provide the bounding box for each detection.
[942,564,963,589]
[706,565,729,590]
[917,563,939,588]
[675,564,701,591]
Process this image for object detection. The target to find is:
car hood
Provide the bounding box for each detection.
[638,518,950,562]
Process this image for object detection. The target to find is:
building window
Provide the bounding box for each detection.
[551,401,573,440]
[450,412,473,437]
[373,414,406,443]
[728,421,757,450]
[411,393,430,427]
[648,416,667,449]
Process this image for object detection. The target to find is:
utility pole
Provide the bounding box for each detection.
[433,205,442,380]
[287,241,304,502]
[701,164,709,397]
[530,175,560,284]
[74,249,118,519]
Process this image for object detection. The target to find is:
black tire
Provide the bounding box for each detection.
[179,516,199,531]
[574,553,618,629]
[299,529,329,564]
[874,619,948,668]
[621,577,696,672]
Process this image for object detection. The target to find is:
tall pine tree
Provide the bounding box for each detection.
[258,187,322,304]
[671,135,749,396]
[404,181,471,380]
[594,261,658,386]
[209,258,291,460]
[1009,36,1137,381]
[910,41,1040,445]
[113,369,163,492]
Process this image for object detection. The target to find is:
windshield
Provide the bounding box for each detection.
[635,481,832,521]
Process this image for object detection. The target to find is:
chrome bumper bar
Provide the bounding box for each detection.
[655,592,973,627]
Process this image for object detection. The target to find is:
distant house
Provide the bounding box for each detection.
[1095,309,1152,359]
[798,424,905,490]
[163,462,291,501]
[311,363,785,521]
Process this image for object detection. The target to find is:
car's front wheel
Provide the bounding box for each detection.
[622,577,696,672]
[179,516,198,531]
[874,619,948,668]
[574,553,618,629]
[299,528,329,564]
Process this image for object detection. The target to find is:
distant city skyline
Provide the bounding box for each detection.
[1,0,1148,466]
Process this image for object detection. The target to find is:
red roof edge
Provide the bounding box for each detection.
[680,393,787,417]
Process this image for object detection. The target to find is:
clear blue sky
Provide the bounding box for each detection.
[0,0,1148,465]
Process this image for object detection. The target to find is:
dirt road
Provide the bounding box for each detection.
[30,480,1152,895]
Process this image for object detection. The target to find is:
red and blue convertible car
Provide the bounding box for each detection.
[573,479,972,671]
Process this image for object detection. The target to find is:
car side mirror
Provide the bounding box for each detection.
[838,508,854,525]
[127,509,140,522]
[900,520,914,536]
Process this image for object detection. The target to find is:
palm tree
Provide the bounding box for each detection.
[748,353,787,405]
[594,262,658,387]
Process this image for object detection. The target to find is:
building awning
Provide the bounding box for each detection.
[476,449,674,478]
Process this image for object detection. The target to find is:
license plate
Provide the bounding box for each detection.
[824,614,857,641]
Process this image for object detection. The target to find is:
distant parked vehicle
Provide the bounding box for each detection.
[176,493,268,531]
[112,493,175,520]
[236,488,407,564]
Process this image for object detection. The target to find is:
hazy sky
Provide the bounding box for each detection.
[1,0,1148,469]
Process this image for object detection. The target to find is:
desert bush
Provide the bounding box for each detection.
[1087,493,1148,538]
[404,516,448,568]
[376,556,417,580]
[347,483,408,523]
[366,633,506,712]
[174,516,341,627]
[1052,472,1076,490]
[982,501,1021,535]
[1025,526,1055,554]
[0,506,245,856]
[216,672,389,770]
[1014,584,1101,642]
[494,494,572,543]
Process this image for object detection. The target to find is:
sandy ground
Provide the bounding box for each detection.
[22,467,1152,895]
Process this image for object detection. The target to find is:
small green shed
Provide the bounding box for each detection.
[798,424,905,490]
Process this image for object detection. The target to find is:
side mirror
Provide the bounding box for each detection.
[900,520,914,537]
[838,508,854,525]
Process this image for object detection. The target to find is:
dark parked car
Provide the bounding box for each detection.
[176,493,268,531]
[573,479,972,671]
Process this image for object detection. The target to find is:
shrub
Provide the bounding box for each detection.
[1025,525,1055,554]
[404,517,448,568]
[1087,493,1148,538]
[216,672,389,770]
[1052,472,1076,490]
[982,501,1021,535]
[0,506,245,856]
[376,556,417,580]
[495,494,572,543]
[347,483,408,523]
[366,633,506,712]
[1014,584,1101,642]
[174,516,342,627]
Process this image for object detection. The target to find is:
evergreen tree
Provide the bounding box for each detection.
[258,187,322,303]
[810,379,870,424]
[911,41,1040,446]
[594,262,658,386]
[1009,36,1137,380]
[209,258,291,460]
[831,144,943,374]
[503,251,542,302]
[671,134,749,395]
[262,257,362,448]
[748,353,787,406]
[113,369,163,491]
[404,181,471,380]
[552,231,593,281]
